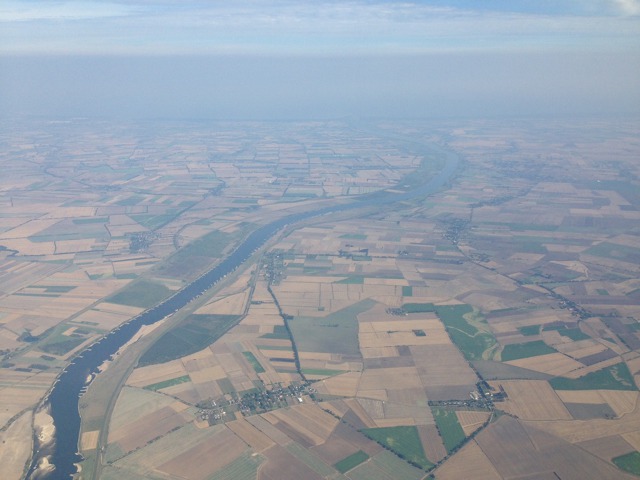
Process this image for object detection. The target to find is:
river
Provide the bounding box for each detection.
[27,139,460,480]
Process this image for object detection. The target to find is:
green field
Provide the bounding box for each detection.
[362,425,433,470]
[501,340,556,361]
[558,328,590,341]
[403,303,497,360]
[259,325,290,340]
[613,451,640,476]
[156,226,252,278]
[300,368,345,377]
[289,299,375,356]
[138,314,240,366]
[40,285,77,293]
[431,407,466,453]
[335,275,365,284]
[143,375,191,391]
[334,450,370,473]
[550,362,637,391]
[402,286,413,297]
[585,242,640,261]
[72,216,109,224]
[242,351,265,373]
[38,336,85,356]
[130,213,178,231]
[106,279,174,308]
[340,233,367,240]
[518,325,540,336]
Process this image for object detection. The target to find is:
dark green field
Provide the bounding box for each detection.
[242,351,265,373]
[335,275,365,284]
[38,336,85,356]
[518,325,540,336]
[300,368,345,377]
[431,407,466,453]
[501,340,556,361]
[362,425,433,470]
[550,362,637,391]
[143,375,191,391]
[138,314,240,366]
[613,451,640,476]
[334,450,369,473]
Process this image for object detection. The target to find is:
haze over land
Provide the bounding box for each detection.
[1,0,639,119]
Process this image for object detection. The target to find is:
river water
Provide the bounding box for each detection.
[27,141,460,480]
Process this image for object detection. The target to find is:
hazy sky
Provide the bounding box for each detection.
[1,0,639,119]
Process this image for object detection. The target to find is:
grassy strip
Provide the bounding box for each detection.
[143,375,191,391]
[334,450,370,473]
[336,275,365,284]
[242,351,266,373]
[550,362,637,391]
[362,426,433,470]
[301,368,345,377]
[431,407,466,454]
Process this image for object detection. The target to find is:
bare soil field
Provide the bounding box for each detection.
[435,440,501,480]
[0,410,33,480]
[491,380,572,420]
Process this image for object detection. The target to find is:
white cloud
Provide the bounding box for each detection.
[611,0,640,15]
[0,1,638,54]
[0,1,137,21]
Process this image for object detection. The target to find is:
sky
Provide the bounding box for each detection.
[1,0,639,119]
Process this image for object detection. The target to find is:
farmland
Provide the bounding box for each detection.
[1,118,639,479]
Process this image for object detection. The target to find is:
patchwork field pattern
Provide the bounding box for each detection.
[1,119,639,479]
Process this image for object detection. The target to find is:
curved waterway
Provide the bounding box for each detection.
[29,141,460,480]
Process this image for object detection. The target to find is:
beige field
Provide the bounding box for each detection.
[360,346,399,358]
[491,380,572,420]
[411,344,478,397]
[111,408,189,453]
[262,404,338,446]
[527,402,640,444]
[435,440,501,480]
[126,360,188,388]
[315,371,361,397]
[0,376,56,426]
[473,416,633,479]
[0,410,33,480]
[157,427,247,480]
[195,290,249,315]
[357,367,423,391]
[343,398,378,428]
[456,410,491,436]
[0,218,63,240]
[555,390,638,417]
[505,352,584,376]
[81,430,100,451]
[109,386,185,436]
[226,418,275,452]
